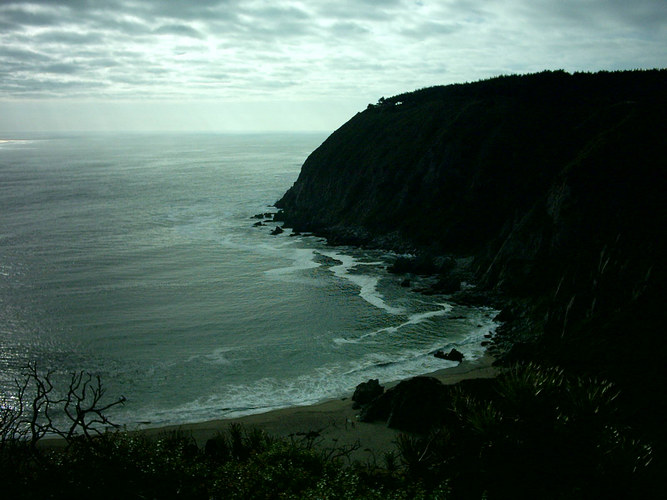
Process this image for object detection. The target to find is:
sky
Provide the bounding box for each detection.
[1,0,666,133]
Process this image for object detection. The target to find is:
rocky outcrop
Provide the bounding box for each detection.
[352,379,384,409]
[434,348,464,363]
[359,377,497,433]
[359,377,450,432]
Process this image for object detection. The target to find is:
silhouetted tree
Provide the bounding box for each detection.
[0,362,125,451]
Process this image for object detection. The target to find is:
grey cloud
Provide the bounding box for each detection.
[0,46,51,63]
[329,21,369,37]
[0,0,97,8]
[0,76,106,95]
[0,0,665,103]
[508,0,667,33]
[0,19,21,31]
[0,0,230,28]
[84,57,117,68]
[203,68,253,81]
[253,79,299,91]
[400,20,462,38]
[109,73,157,85]
[34,30,105,45]
[245,20,314,40]
[611,0,667,30]
[243,4,310,20]
[154,24,204,39]
[229,4,316,41]
[42,62,80,74]
[316,3,398,22]
[110,49,146,59]
[329,57,389,72]
[0,6,62,26]
[144,67,171,75]
[139,0,237,22]
[358,0,404,5]
[87,14,152,37]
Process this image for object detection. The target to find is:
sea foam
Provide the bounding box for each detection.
[318,250,405,314]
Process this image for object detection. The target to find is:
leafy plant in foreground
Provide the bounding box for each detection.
[396,363,654,499]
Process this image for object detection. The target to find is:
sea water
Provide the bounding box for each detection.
[0,133,497,428]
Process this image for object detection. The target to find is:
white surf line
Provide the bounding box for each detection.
[218,235,321,277]
[332,325,399,345]
[359,302,453,340]
[319,250,405,315]
[333,302,454,344]
[264,247,321,276]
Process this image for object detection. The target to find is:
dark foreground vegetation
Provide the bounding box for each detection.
[0,363,658,499]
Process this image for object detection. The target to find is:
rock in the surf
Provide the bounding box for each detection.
[434,348,464,363]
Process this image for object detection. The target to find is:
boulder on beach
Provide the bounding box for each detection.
[270,226,284,235]
[352,379,384,409]
[360,376,450,433]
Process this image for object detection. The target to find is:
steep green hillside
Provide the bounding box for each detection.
[277,69,667,441]
[278,70,664,255]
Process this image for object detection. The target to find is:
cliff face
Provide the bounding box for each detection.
[278,71,665,257]
[277,70,666,414]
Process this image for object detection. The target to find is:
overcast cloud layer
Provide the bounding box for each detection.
[1,0,666,131]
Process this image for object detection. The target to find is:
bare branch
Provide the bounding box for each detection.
[1,363,125,448]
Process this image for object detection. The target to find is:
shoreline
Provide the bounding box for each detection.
[39,354,498,462]
[131,353,498,462]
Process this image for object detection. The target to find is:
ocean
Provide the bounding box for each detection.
[0,133,497,428]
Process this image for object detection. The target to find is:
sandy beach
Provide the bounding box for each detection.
[135,354,498,463]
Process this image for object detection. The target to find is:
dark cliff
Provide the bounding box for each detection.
[278,71,664,255]
[277,70,666,438]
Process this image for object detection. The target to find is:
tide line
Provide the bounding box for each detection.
[319,250,405,315]
[334,302,453,345]
[359,302,452,340]
[264,248,321,275]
